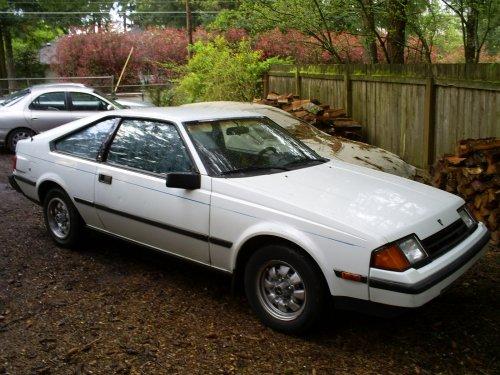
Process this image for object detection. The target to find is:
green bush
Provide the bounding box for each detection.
[175,36,287,103]
[144,85,175,107]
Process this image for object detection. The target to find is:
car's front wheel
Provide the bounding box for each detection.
[7,128,35,153]
[43,188,83,247]
[244,244,327,334]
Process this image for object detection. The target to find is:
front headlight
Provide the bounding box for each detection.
[398,236,427,264]
[371,236,427,272]
[458,206,476,228]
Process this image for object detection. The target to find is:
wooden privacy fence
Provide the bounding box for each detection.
[264,64,500,169]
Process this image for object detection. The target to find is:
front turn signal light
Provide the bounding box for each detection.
[371,244,411,272]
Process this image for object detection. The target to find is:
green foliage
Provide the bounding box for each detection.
[12,26,62,77]
[145,85,175,107]
[208,9,253,31]
[175,36,288,103]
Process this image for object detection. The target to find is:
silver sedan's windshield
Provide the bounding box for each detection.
[185,117,327,177]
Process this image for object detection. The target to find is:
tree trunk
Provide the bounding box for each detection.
[386,0,408,63]
[365,35,379,64]
[464,8,478,63]
[0,25,8,93]
[3,27,15,90]
[185,0,193,58]
[361,0,379,63]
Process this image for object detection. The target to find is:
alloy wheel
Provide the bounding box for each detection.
[257,260,307,321]
[46,197,71,239]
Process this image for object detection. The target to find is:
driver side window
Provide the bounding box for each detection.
[106,119,194,175]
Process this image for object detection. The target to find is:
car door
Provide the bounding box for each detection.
[68,91,112,118]
[94,118,211,264]
[50,116,121,228]
[25,91,75,132]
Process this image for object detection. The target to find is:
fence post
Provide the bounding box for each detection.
[110,76,115,97]
[343,69,352,117]
[422,77,436,167]
[295,66,302,99]
[262,73,269,99]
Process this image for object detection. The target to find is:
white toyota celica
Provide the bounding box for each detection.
[10,108,490,333]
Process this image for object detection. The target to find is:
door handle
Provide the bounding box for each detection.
[98,174,112,184]
[31,117,38,120]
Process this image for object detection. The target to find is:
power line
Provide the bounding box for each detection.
[0,10,220,14]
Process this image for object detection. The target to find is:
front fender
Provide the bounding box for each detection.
[230,221,339,295]
[227,220,371,299]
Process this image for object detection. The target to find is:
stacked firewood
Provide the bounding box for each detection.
[254,92,363,141]
[431,138,500,245]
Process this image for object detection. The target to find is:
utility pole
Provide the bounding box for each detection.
[185,0,193,58]
[123,8,127,31]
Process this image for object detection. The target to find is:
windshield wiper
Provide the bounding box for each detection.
[281,157,328,169]
[219,165,289,176]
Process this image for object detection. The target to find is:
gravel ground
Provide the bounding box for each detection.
[0,152,498,375]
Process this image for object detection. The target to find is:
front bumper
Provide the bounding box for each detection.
[368,223,490,308]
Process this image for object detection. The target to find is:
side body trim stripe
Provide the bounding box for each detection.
[14,175,36,186]
[73,197,232,248]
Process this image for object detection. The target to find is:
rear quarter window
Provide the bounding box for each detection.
[54,118,118,160]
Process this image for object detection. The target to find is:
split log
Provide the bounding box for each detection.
[253,93,363,141]
[431,138,500,245]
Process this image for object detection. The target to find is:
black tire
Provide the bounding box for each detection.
[43,188,83,248]
[244,244,327,334]
[7,128,35,153]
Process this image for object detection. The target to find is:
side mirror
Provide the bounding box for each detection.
[166,172,201,190]
[107,104,115,111]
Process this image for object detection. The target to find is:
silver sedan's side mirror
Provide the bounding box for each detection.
[107,104,115,111]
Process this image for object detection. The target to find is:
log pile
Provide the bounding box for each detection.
[431,138,500,245]
[254,92,363,141]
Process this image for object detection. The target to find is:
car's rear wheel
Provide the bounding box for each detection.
[43,188,83,247]
[7,128,35,153]
[244,244,327,334]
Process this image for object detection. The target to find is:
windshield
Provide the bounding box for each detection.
[93,90,125,109]
[1,88,30,107]
[185,117,327,177]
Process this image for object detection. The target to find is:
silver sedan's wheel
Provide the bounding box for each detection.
[258,261,306,321]
[46,197,71,239]
[7,128,34,152]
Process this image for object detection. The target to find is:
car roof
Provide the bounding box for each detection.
[29,84,95,94]
[111,106,265,123]
[32,83,87,88]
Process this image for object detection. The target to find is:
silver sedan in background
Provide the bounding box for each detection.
[0,84,149,152]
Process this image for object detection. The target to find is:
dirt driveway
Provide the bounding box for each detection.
[0,152,498,374]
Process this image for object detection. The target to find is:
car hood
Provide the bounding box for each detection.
[213,161,463,244]
[181,101,417,179]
